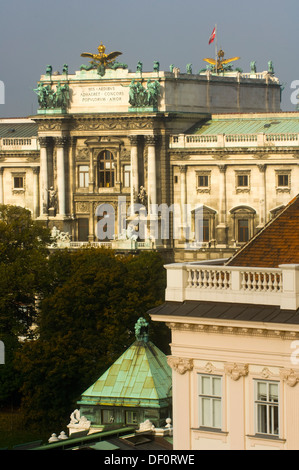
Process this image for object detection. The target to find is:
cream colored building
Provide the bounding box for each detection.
[150,195,299,450]
[1,49,295,260]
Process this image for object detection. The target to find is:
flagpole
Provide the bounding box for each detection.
[215,24,218,74]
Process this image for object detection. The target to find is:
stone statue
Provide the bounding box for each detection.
[48,186,57,209]
[153,61,160,72]
[134,317,149,342]
[138,186,147,206]
[136,61,143,73]
[186,63,192,74]
[146,80,160,107]
[46,65,52,76]
[268,60,274,74]
[250,61,257,73]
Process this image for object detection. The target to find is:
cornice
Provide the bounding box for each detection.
[165,321,299,340]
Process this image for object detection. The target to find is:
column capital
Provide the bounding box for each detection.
[32,166,40,175]
[179,165,187,173]
[145,134,159,145]
[129,135,139,145]
[38,136,50,147]
[54,136,69,147]
[257,163,267,172]
[218,164,227,173]
[0,167,4,175]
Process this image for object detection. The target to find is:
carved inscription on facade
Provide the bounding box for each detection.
[78,86,127,105]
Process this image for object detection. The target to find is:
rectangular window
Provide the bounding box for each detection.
[277,174,289,187]
[123,164,131,188]
[198,374,222,429]
[13,176,24,189]
[255,380,279,436]
[79,165,89,188]
[238,219,249,242]
[125,411,138,425]
[237,174,249,187]
[101,409,114,424]
[198,175,209,187]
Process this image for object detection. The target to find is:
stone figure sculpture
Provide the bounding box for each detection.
[128,80,161,108]
[250,61,257,73]
[34,82,70,110]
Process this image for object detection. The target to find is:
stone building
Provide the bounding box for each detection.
[0,44,290,260]
[150,194,299,450]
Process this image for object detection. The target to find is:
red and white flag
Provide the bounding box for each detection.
[208,27,216,44]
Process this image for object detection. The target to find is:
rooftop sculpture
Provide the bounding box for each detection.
[80,42,122,76]
[203,49,240,73]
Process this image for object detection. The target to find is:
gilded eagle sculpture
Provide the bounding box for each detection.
[203,49,240,72]
[81,42,122,67]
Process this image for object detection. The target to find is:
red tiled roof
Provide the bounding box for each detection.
[226,194,299,268]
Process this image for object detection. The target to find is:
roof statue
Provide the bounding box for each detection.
[203,49,240,73]
[81,42,122,76]
[134,317,149,342]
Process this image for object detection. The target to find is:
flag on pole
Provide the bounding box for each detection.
[208,27,216,45]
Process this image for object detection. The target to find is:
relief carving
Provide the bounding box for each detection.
[280,368,299,387]
[224,363,249,381]
[167,356,193,375]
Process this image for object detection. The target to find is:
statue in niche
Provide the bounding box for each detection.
[48,186,57,209]
[138,186,147,206]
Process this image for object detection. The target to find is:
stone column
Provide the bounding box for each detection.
[38,137,49,216]
[32,167,40,219]
[129,135,139,214]
[179,165,188,240]
[55,137,68,217]
[216,164,228,246]
[257,164,267,228]
[146,135,157,216]
[88,148,95,193]
[0,167,4,204]
[88,201,95,242]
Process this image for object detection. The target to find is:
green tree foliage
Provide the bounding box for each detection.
[15,248,169,430]
[0,205,51,404]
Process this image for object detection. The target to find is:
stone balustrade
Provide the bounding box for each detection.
[0,137,40,150]
[165,262,299,310]
[170,132,299,149]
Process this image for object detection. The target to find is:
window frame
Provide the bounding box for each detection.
[254,380,280,437]
[198,373,222,430]
[78,165,89,189]
[98,150,115,189]
[196,171,211,193]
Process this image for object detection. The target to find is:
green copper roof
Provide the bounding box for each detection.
[79,340,172,407]
[191,115,299,135]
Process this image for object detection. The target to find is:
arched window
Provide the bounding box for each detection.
[98,150,115,188]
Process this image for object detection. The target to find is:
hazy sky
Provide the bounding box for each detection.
[0,0,298,117]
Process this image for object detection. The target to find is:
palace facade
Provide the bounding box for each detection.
[1,47,295,261]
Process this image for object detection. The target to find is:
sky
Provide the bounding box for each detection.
[0,0,298,117]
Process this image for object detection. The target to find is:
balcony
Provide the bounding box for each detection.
[165,262,299,310]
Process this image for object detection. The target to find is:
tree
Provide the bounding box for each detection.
[0,204,51,405]
[15,248,169,430]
